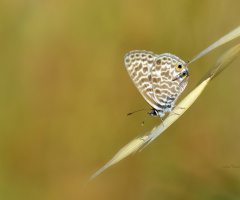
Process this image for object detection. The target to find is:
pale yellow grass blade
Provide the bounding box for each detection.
[189,26,240,64]
[89,45,240,181]
[88,127,157,182]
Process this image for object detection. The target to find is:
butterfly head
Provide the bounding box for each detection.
[172,62,189,81]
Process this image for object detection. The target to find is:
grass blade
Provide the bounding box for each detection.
[189,26,240,64]
[89,44,240,182]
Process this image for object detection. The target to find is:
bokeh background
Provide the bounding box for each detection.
[1,0,240,199]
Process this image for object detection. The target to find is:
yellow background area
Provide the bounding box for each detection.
[0,0,240,199]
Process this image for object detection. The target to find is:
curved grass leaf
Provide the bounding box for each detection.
[89,36,240,182]
[189,26,240,64]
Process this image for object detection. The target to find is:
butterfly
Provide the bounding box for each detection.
[124,50,189,121]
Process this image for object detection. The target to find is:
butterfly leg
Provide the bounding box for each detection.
[173,105,185,109]
[142,109,157,126]
[170,111,180,116]
[160,116,164,127]
[141,114,149,126]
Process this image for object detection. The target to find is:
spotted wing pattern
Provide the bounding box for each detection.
[151,54,188,113]
[124,50,158,110]
[124,50,189,117]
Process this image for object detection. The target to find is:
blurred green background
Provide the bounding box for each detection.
[1,0,240,199]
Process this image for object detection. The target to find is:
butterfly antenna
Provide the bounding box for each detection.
[127,108,151,116]
[185,60,190,67]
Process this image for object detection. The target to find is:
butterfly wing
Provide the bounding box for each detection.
[124,51,159,110]
[151,54,188,108]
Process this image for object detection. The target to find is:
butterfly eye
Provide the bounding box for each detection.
[182,71,187,77]
[176,64,183,71]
